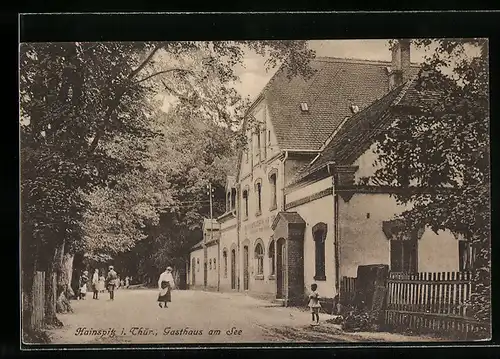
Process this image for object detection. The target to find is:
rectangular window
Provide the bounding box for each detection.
[459,240,474,271]
[243,190,249,219]
[313,225,327,281]
[262,129,267,160]
[256,182,262,216]
[390,238,418,273]
[256,128,261,162]
[223,252,228,278]
[270,174,277,210]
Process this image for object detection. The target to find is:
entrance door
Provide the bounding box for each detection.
[192,258,196,285]
[243,245,249,291]
[231,249,236,290]
[276,238,286,299]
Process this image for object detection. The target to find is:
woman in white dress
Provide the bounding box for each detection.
[157,266,175,308]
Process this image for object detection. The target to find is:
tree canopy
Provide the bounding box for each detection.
[369,39,490,331]
[20,41,316,316]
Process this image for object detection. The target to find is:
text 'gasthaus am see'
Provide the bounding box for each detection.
[74,326,243,337]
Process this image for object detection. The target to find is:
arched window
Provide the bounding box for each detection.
[255,179,262,216]
[268,239,276,276]
[242,188,249,219]
[255,241,264,276]
[197,258,200,272]
[231,188,237,211]
[223,250,228,278]
[268,169,278,210]
[313,223,327,281]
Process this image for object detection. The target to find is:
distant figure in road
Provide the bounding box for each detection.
[157,266,175,308]
[106,266,118,301]
[98,272,106,293]
[308,283,321,326]
[125,276,130,288]
[92,268,100,299]
[79,271,89,300]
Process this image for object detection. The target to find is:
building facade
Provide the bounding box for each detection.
[187,40,473,307]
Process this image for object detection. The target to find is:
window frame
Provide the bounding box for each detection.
[390,237,418,273]
[268,238,276,279]
[255,179,262,216]
[254,240,265,279]
[223,250,228,278]
[242,187,249,220]
[313,223,327,281]
[268,170,278,211]
[459,239,474,272]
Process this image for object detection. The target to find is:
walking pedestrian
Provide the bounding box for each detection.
[106,266,118,301]
[79,271,89,300]
[92,268,100,299]
[125,276,130,288]
[157,266,175,308]
[308,283,321,326]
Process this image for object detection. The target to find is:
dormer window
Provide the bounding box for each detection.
[350,105,359,114]
[300,102,309,112]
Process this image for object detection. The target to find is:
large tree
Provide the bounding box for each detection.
[369,39,490,336]
[20,41,315,327]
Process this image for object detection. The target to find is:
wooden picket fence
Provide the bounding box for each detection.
[339,276,357,306]
[30,271,45,330]
[385,271,484,338]
[338,271,485,338]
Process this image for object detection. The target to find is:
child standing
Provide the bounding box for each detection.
[308,283,321,325]
[98,272,106,293]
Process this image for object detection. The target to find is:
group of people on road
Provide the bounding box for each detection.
[78,265,177,307]
[78,266,133,301]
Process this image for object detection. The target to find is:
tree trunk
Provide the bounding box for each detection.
[56,252,74,314]
[44,241,64,327]
[60,253,75,297]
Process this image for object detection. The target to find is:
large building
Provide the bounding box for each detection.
[188,40,473,307]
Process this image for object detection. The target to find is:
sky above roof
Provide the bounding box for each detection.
[158,39,480,113]
[231,40,431,100]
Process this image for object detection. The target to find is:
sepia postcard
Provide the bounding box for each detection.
[20,36,491,347]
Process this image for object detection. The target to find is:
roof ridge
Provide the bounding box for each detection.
[313,56,420,67]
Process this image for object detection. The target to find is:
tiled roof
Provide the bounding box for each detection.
[271,211,306,230]
[314,83,408,169]
[263,57,419,151]
[289,77,442,186]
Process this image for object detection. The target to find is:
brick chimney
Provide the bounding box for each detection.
[388,39,411,90]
